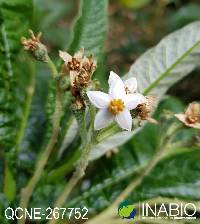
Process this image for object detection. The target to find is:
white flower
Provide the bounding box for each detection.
[87,71,147,131]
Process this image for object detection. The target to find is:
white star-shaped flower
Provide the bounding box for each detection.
[87,71,147,131]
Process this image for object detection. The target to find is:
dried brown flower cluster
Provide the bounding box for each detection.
[59,49,96,88]
[136,95,158,124]
[175,102,200,129]
[59,49,97,109]
[21,30,42,51]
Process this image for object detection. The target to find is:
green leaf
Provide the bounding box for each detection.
[57,118,78,160]
[0,0,33,150]
[68,0,108,60]
[168,4,200,30]
[129,147,200,203]
[18,65,51,175]
[89,128,141,161]
[0,0,33,202]
[125,21,200,96]
[0,193,10,223]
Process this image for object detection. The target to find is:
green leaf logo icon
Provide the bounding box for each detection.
[118,200,137,219]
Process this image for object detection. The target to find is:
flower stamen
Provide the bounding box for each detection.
[108,99,125,115]
[186,115,200,124]
[67,57,81,71]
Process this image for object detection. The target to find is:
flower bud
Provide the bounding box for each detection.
[21,30,48,62]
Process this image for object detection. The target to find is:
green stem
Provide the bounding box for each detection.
[88,104,96,134]
[96,123,120,142]
[3,159,16,201]
[46,55,58,78]
[73,108,87,146]
[18,58,63,224]
[48,104,96,224]
[16,59,36,152]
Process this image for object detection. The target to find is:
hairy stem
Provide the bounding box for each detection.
[18,58,63,224]
[73,108,87,146]
[47,143,92,224]
[48,104,96,224]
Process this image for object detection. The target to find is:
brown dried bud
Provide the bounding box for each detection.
[59,48,84,73]
[67,58,81,71]
[21,30,42,51]
[21,30,48,61]
[136,95,158,124]
[59,49,97,89]
[175,102,200,129]
[73,70,91,87]
[82,55,97,75]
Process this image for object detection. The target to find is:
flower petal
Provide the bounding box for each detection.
[94,109,114,130]
[124,77,137,93]
[108,71,122,89]
[175,114,200,129]
[108,72,126,99]
[188,123,200,129]
[74,48,84,59]
[174,114,187,124]
[124,93,147,110]
[87,91,110,108]
[185,102,200,116]
[69,71,78,86]
[59,50,72,62]
[115,109,132,131]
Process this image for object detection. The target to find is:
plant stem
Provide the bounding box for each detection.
[18,58,63,224]
[85,134,176,224]
[46,55,58,78]
[16,59,36,152]
[48,143,92,224]
[73,108,87,146]
[3,159,16,201]
[48,104,96,224]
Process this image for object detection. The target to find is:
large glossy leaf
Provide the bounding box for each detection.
[125,21,200,96]
[89,21,200,160]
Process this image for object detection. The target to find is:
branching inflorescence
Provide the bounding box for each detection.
[18,27,200,224]
[19,28,159,224]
